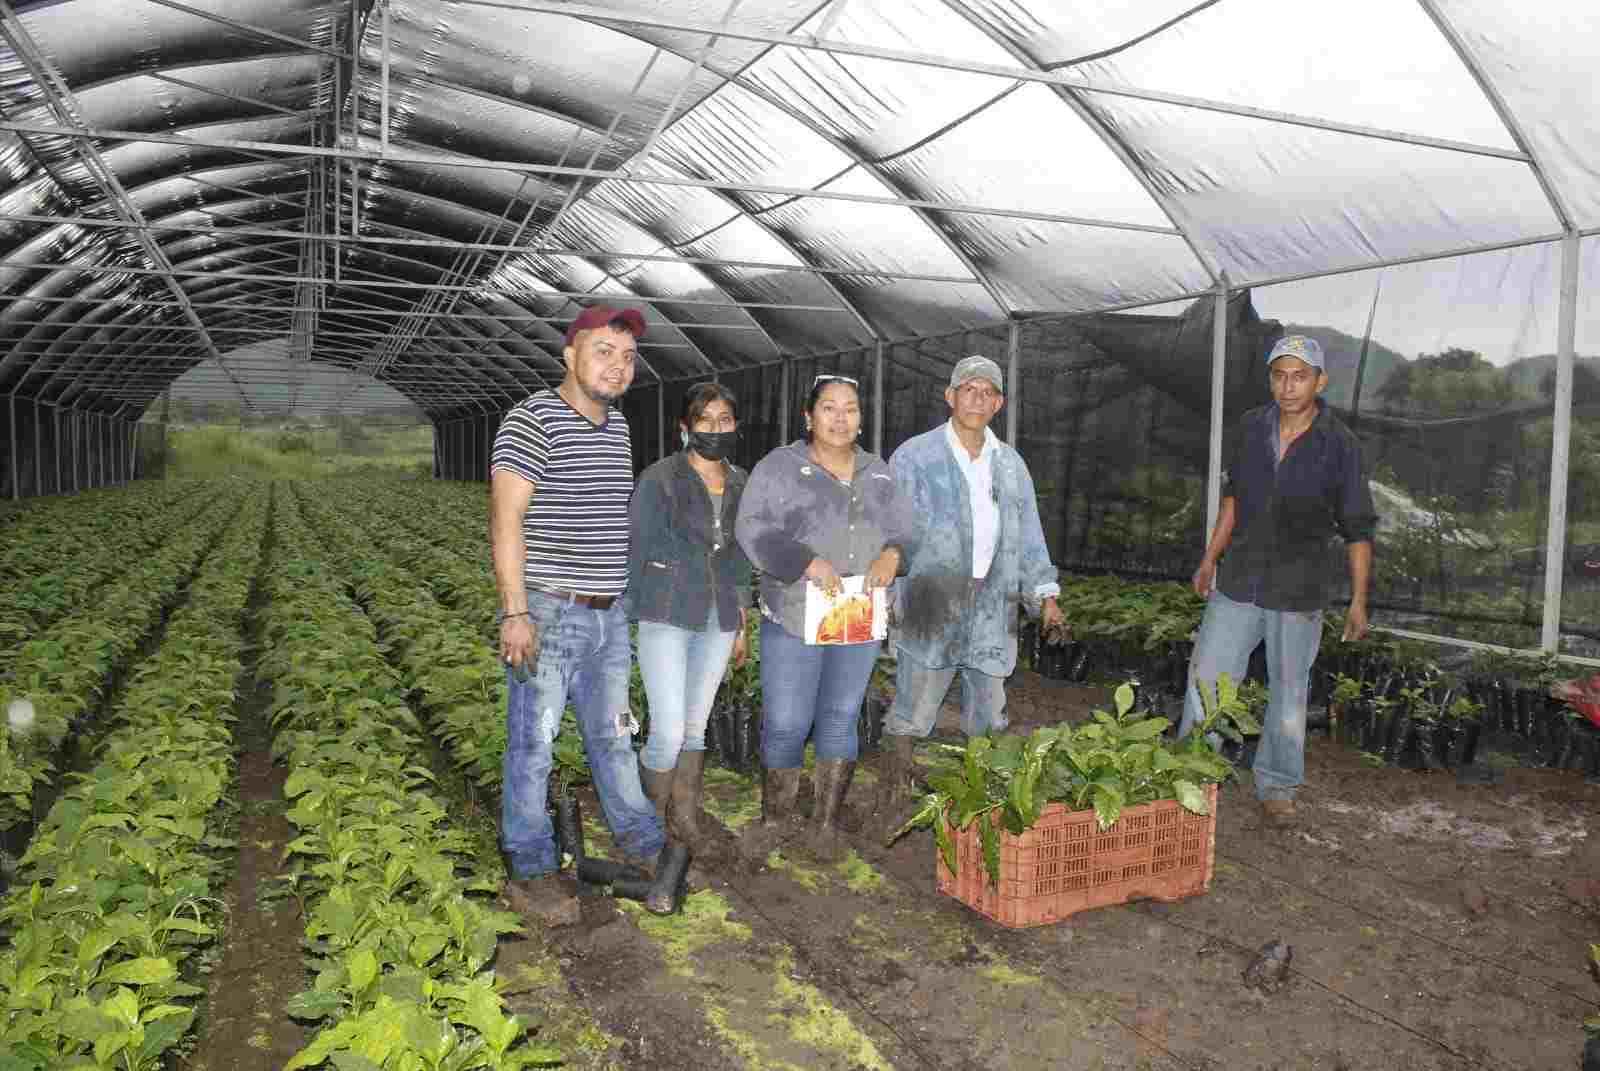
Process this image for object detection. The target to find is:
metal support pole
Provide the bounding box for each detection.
[1004,322,1020,445]
[1205,280,1230,545]
[34,399,41,495]
[70,408,79,494]
[1541,232,1581,651]
[656,380,666,464]
[54,406,62,495]
[872,339,885,455]
[7,392,17,500]
[380,0,390,155]
[778,359,790,444]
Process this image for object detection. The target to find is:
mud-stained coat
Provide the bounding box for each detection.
[889,425,1059,678]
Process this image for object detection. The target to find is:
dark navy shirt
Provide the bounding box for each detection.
[1217,400,1376,612]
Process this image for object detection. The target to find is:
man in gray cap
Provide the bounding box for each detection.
[879,355,1064,815]
[1179,334,1376,824]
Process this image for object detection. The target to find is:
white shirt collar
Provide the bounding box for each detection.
[944,419,998,464]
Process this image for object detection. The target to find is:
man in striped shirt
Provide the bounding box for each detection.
[490,304,666,925]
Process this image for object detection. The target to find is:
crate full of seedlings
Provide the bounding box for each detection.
[891,678,1249,929]
[938,785,1217,928]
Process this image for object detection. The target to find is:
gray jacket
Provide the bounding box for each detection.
[734,440,916,640]
[627,451,752,631]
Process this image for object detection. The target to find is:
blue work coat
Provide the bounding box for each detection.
[889,425,1058,677]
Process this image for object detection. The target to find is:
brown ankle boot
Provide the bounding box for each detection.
[639,761,673,824]
[805,758,854,863]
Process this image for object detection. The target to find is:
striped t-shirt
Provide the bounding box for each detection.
[491,390,632,597]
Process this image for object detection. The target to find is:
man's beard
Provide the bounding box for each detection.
[578,376,626,404]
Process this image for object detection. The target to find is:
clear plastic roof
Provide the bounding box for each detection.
[0,0,1594,417]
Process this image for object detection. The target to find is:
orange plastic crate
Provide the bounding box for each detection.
[936,784,1217,928]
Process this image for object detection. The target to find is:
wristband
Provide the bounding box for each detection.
[496,610,531,625]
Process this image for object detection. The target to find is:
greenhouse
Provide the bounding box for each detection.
[1,1,1599,1069]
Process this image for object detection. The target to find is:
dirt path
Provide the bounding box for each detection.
[180,490,308,1071]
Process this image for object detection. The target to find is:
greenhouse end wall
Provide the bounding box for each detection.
[2,396,145,499]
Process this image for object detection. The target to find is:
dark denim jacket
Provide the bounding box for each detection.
[627,450,752,631]
[1218,400,1377,611]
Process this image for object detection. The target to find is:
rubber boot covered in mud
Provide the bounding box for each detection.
[669,750,732,861]
[804,758,853,863]
[639,760,673,824]
[738,766,801,864]
[877,734,919,816]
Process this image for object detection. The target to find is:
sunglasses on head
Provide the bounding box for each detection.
[812,373,859,388]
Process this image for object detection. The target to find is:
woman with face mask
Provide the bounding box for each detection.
[627,382,752,857]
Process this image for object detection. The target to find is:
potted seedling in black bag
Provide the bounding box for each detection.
[1329,673,1367,750]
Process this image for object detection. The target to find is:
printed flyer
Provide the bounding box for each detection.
[803,575,887,645]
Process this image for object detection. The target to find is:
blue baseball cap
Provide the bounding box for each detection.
[1266,335,1324,370]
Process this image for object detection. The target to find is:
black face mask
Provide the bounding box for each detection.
[685,429,737,461]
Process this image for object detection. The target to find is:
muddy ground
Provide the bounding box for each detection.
[185,667,1600,1071]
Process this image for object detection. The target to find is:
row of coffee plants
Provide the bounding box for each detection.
[0,488,244,834]
[259,492,556,1070]
[290,486,521,794]
[293,482,594,799]
[0,481,214,655]
[0,485,268,1069]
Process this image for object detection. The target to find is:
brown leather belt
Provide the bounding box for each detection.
[529,584,619,611]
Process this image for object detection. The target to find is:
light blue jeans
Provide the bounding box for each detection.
[886,650,1008,738]
[637,610,740,771]
[1179,589,1323,801]
[502,590,665,878]
[759,617,879,768]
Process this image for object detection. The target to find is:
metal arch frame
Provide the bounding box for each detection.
[353,50,733,401]
[0,11,260,415]
[488,1,1531,164]
[589,23,1016,326]
[934,0,1222,288]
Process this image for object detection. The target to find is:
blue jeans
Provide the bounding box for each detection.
[636,611,740,771]
[759,616,879,769]
[1179,589,1323,801]
[502,590,665,878]
[886,651,1007,738]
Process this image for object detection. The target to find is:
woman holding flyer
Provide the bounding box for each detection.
[628,382,751,858]
[734,373,915,862]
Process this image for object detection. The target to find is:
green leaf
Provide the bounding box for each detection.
[934,814,957,878]
[1090,783,1125,831]
[138,1007,195,1063]
[1121,717,1168,741]
[978,815,1001,888]
[1113,683,1135,716]
[75,928,120,971]
[345,946,379,998]
[287,988,347,1022]
[98,957,178,987]
[1171,780,1209,815]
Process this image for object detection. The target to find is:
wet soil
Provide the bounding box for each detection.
[178,689,307,1070]
[529,669,1600,1070]
[176,652,1600,1070]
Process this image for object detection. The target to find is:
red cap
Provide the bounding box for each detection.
[564,305,646,346]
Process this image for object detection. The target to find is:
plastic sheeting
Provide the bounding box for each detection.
[0,0,1592,426]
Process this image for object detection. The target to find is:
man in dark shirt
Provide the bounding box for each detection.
[1180,334,1376,823]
